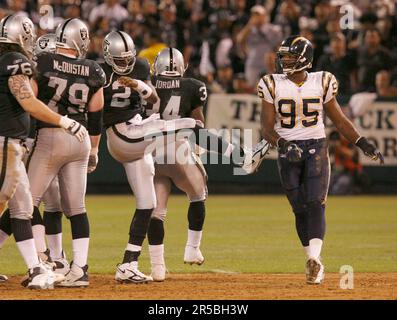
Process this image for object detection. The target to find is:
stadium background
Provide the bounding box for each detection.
[1,0,395,194]
[0,0,396,300]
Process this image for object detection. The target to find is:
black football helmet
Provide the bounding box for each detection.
[276,35,313,75]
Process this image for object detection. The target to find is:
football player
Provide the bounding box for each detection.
[145,48,210,281]
[32,33,69,275]
[26,18,105,287]
[0,33,69,277]
[102,32,269,284]
[258,35,384,284]
[0,15,85,289]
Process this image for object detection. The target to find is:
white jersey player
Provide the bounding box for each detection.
[259,35,383,285]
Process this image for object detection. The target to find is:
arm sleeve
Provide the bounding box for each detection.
[322,71,339,103]
[191,80,208,111]
[89,63,106,92]
[257,75,275,104]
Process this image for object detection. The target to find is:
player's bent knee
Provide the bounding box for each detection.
[151,208,167,221]
[306,200,325,213]
[63,206,87,219]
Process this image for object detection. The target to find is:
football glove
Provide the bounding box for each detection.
[87,147,98,174]
[59,116,88,142]
[278,138,303,163]
[355,137,384,164]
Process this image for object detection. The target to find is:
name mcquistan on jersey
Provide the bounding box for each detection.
[53,60,90,76]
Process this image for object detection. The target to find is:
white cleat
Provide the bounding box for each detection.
[38,249,57,271]
[306,258,325,285]
[26,263,56,290]
[57,263,89,287]
[53,252,70,276]
[151,264,166,282]
[241,139,270,174]
[184,246,205,265]
[115,261,153,284]
[21,257,64,287]
[0,274,8,282]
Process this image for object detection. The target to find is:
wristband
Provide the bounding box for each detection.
[135,80,152,99]
[87,110,103,135]
[355,136,363,145]
[277,137,288,149]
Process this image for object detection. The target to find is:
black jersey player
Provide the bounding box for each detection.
[0,15,86,289]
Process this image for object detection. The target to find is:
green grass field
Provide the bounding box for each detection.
[1,195,396,275]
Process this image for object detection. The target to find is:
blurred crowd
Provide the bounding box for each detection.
[1,0,397,98]
[1,0,393,192]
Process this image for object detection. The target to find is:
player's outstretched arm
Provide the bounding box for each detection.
[190,107,205,126]
[8,74,87,142]
[118,76,158,104]
[324,97,384,164]
[87,87,104,173]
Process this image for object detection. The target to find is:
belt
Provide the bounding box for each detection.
[290,138,326,144]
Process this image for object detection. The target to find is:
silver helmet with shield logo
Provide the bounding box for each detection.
[103,31,136,75]
[0,14,36,57]
[153,47,186,77]
[55,18,90,58]
[34,33,57,56]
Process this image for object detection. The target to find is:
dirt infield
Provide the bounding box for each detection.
[1,273,396,300]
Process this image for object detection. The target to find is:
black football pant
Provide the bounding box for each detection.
[277,138,330,247]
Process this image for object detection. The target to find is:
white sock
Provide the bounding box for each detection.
[126,243,142,252]
[16,239,40,269]
[47,233,63,260]
[186,229,202,248]
[32,224,47,253]
[0,229,10,249]
[309,238,323,260]
[149,244,165,266]
[223,143,235,157]
[304,246,311,258]
[72,238,89,268]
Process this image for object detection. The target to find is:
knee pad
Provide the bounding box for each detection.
[0,209,12,235]
[43,211,63,235]
[148,218,164,245]
[188,201,206,231]
[129,209,153,244]
[31,206,43,226]
[11,218,33,242]
[69,213,89,239]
